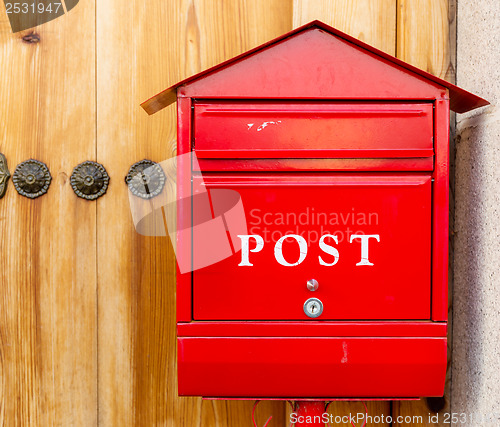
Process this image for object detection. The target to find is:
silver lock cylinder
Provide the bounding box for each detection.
[304,297,323,318]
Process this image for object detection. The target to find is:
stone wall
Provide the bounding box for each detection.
[453,2,500,424]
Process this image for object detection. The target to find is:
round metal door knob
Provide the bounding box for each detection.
[307,279,319,291]
[304,297,323,318]
[13,159,51,199]
[70,161,109,200]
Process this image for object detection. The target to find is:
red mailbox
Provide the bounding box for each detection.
[142,21,488,399]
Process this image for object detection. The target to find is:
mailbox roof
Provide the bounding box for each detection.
[141,20,488,115]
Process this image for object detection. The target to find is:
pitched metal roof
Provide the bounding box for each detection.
[141,20,488,115]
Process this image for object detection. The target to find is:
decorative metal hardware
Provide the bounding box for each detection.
[125,159,166,199]
[70,161,109,200]
[0,153,10,198]
[13,159,51,199]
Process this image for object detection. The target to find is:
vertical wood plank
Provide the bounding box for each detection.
[97,0,292,425]
[96,1,186,424]
[292,0,397,55]
[191,0,294,71]
[397,0,455,81]
[0,1,97,426]
[293,1,397,423]
[394,1,455,426]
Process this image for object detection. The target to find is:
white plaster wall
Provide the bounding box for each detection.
[453,2,500,425]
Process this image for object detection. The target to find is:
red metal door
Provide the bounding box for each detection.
[192,174,432,321]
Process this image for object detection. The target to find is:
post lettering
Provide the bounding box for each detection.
[237,235,264,266]
[274,234,308,267]
[318,234,340,266]
[349,234,380,266]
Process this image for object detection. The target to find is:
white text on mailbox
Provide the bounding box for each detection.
[237,234,380,267]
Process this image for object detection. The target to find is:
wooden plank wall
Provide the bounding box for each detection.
[0,1,97,425]
[0,0,455,425]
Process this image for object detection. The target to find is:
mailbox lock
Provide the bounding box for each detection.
[304,298,323,318]
[307,279,319,291]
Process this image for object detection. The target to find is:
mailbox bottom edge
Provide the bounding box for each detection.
[177,336,446,398]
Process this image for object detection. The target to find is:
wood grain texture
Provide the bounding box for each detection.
[397,0,455,81]
[96,0,183,423]
[394,1,455,425]
[0,1,97,426]
[97,0,291,425]
[292,0,397,55]
[188,0,293,72]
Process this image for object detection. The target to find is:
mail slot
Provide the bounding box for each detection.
[193,102,434,160]
[142,21,488,399]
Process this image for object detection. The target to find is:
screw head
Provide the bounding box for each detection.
[304,298,323,318]
[307,279,319,291]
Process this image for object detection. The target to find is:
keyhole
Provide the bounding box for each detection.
[304,298,323,318]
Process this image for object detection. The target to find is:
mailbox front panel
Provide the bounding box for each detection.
[192,174,431,321]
